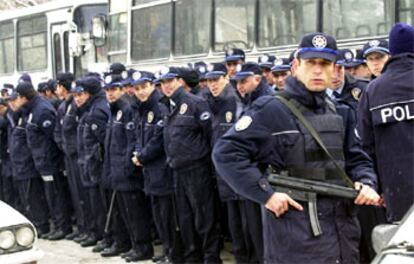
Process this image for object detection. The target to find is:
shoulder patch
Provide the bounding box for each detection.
[156,120,164,127]
[200,111,211,121]
[235,116,252,131]
[126,121,135,130]
[42,120,52,128]
[91,123,98,131]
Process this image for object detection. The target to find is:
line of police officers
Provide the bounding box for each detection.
[0,22,413,264]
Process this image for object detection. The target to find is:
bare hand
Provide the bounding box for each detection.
[265,192,303,217]
[354,182,381,206]
[131,152,141,166]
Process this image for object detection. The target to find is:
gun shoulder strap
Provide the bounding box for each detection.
[276,94,354,188]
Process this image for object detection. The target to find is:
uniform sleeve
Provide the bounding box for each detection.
[138,118,165,165]
[91,108,110,145]
[37,109,57,138]
[212,98,292,205]
[357,87,376,160]
[340,104,378,190]
[195,99,213,147]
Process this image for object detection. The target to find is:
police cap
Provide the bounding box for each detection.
[362,39,389,58]
[232,62,262,81]
[297,32,338,62]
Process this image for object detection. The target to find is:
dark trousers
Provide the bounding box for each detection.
[173,164,222,263]
[117,190,153,254]
[86,186,106,238]
[42,172,72,232]
[1,176,20,211]
[151,194,175,257]
[226,200,253,264]
[17,178,50,233]
[65,155,89,233]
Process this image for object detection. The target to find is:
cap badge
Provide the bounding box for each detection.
[274,58,284,66]
[104,75,112,84]
[132,71,142,81]
[369,40,380,47]
[312,35,327,48]
[121,71,128,80]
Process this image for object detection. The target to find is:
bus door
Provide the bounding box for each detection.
[51,23,70,77]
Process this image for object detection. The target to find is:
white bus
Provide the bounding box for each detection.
[99,0,413,72]
[0,0,108,86]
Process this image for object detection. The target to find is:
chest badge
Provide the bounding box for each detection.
[225,111,233,123]
[28,113,33,123]
[235,116,252,131]
[66,104,72,114]
[18,118,23,126]
[116,110,123,121]
[147,111,154,123]
[179,103,188,115]
[351,87,362,101]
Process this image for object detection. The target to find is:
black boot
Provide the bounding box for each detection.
[80,234,99,247]
[101,242,130,257]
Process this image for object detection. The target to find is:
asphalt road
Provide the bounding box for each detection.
[37,238,235,264]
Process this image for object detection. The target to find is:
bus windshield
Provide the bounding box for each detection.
[73,4,107,33]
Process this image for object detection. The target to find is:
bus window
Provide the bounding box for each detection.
[17,16,47,71]
[174,0,211,56]
[131,3,172,61]
[258,0,317,48]
[399,0,414,25]
[53,33,63,75]
[108,12,127,62]
[0,22,14,74]
[214,0,255,51]
[74,4,108,34]
[63,32,70,72]
[323,0,394,40]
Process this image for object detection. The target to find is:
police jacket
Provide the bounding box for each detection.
[61,99,78,157]
[162,87,213,170]
[104,94,142,191]
[357,53,414,222]
[335,74,368,111]
[206,84,243,201]
[213,76,377,205]
[23,95,61,176]
[0,114,12,178]
[9,110,39,180]
[78,91,110,187]
[135,89,173,195]
[54,97,71,151]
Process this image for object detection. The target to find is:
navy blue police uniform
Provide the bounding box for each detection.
[74,77,111,247]
[160,68,222,263]
[133,72,175,261]
[358,23,414,222]
[17,82,72,238]
[205,63,256,263]
[213,33,379,264]
[8,105,50,235]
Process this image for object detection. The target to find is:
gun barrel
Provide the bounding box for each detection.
[268,174,358,199]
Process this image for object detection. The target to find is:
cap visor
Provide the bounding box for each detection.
[363,48,389,58]
[300,51,337,62]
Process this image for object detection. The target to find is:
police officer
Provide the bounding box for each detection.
[72,76,111,248]
[361,39,390,79]
[271,58,292,91]
[234,62,274,106]
[160,67,222,263]
[38,79,61,109]
[258,54,276,89]
[121,68,138,100]
[14,81,72,240]
[205,63,254,263]
[347,49,372,80]
[194,61,209,92]
[1,84,14,98]
[132,71,174,262]
[358,23,414,222]
[225,48,246,90]
[7,91,50,237]
[326,49,368,111]
[179,67,201,95]
[213,32,381,263]
[54,72,90,241]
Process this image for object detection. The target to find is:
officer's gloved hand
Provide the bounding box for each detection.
[265,192,303,217]
[354,182,381,206]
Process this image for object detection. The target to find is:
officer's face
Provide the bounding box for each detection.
[13,96,28,110]
[207,76,228,97]
[73,92,90,107]
[261,68,274,85]
[105,87,124,103]
[293,58,335,92]
[134,82,155,102]
[199,80,208,90]
[354,64,372,80]
[226,61,242,77]
[366,52,389,77]
[160,78,180,97]
[331,65,345,89]
[123,85,135,97]
[272,71,290,90]
[8,100,17,112]
[237,75,261,97]
[56,84,68,100]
